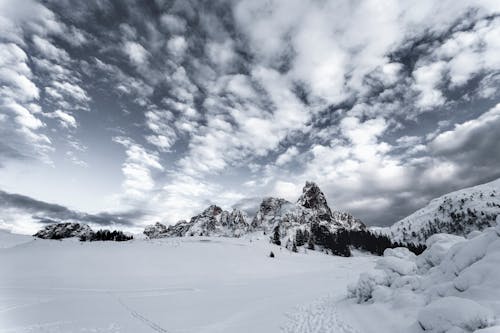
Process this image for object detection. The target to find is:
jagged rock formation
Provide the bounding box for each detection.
[144,181,365,246]
[376,178,500,244]
[144,207,251,238]
[253,181,365,247]
[34,222,93,239]
[143,222,169,239]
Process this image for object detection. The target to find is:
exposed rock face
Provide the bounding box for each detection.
[251,197,294,231]
[297,181,332,221]
[34,222,93,239]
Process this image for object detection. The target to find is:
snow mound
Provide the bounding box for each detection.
[417,297,493,333]
[417,234,465,270]
[347,220,500,332]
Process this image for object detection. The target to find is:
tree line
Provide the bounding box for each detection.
[272,224,426,257]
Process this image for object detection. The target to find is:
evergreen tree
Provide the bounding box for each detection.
[271,226,281,246]
[307,236,315,250]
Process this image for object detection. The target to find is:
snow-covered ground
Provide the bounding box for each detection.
[0,233,376,333]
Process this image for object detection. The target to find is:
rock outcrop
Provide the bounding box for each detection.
[34,222,93,239]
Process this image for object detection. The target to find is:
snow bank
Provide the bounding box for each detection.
[417,233,465,270]
[417,297,493,332]
[347,219,500,333]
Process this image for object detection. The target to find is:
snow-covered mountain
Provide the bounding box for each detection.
[144,205,251,238]
[379,178,500,244]
[145,181,365,244]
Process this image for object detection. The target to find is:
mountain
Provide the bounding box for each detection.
[379,178,500,244]
[145,206,251,238]
[145,181,365,247]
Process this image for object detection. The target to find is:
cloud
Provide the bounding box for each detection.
[0,189,139,234]
[429,104,500,172]
[45,109,77,128]
[32,35,69,62]
[113,137,164,203]
[275,146,299,166]
[167,36,188,58]
[123,41,150,66]
[160,13,187,34]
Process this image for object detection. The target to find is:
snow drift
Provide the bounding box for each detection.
[347,216,500,332]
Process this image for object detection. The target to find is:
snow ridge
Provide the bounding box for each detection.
[378,178,500,244]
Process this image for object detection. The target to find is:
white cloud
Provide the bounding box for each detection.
[206,39,236,70]
[46,110,77,128]
[123,41,149,66]
[32,35,69,62]
[167,36,188,57]
[160,14,186,34]
[413,61,447,110]
[275,146,299,166]
[113,137,164,202]
[0,43,39,101]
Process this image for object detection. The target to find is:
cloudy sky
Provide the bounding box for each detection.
[1,0,500,234]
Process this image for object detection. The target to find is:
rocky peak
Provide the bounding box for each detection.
[201,205,223,217]
[297,181,332,220]
[297,181,330,209]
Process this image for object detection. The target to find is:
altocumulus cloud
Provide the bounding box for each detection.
[0,0,500,233]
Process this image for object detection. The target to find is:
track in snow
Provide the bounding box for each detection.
[115,295,170,333]
[282,296,360,333]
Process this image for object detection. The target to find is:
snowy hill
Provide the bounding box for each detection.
[379,178,500,244]
[145,181,365,245]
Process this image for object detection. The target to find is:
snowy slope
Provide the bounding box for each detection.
[0,229,32,249]
[379,178,500,244]
[0,233,376,333]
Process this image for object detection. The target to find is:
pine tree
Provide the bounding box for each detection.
[269,251,275,258]
[292,242,298,253]
[307,236,315,250]
[271,226,281,246]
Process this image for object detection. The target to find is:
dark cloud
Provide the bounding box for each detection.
[0,189,140,226]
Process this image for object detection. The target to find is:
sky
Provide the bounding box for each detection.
[1,0,500,234]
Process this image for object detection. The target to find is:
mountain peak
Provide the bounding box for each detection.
[201,205,223,217]
[297,181,332,215]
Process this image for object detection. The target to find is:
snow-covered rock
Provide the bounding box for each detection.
[417,297,493,333]
[144,207,251,238]
[348,218,500,332]
[379,178,500,244]
[143,222,168,239]
[34,222,93,239]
